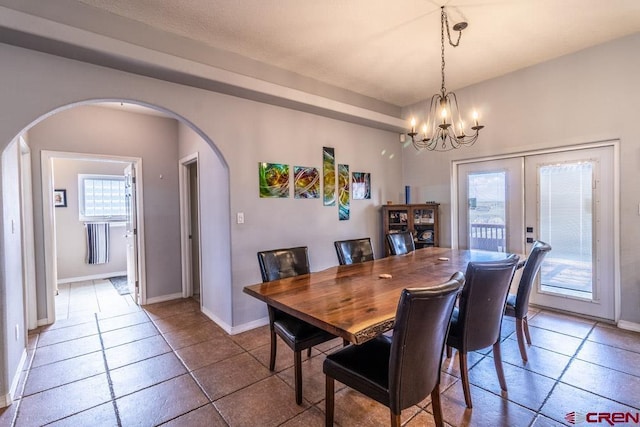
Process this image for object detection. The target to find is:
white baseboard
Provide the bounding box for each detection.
[200,306,233,335]
[1,349,28,408]
[10,349,27,399]
[144,292,183,305]
[57,271,127,285]
[229,317,269,335]
[617,320,640,333]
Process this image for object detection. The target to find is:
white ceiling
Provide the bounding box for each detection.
[71,0,640,107]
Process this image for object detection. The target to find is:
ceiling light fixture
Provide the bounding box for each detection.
[408,6,484,151]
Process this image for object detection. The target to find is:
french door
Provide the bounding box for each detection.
[456,145,616,320]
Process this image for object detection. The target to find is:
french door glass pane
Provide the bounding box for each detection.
[467,172,506,252]
[539,162,593,298]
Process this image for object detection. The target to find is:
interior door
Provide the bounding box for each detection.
[457,158,524,254]
[525,147,615,320]
[124,163,139,304]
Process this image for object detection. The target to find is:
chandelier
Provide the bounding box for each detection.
[408,6,484,151]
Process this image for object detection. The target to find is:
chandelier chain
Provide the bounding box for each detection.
[440,7,464,95]
[440,8,446,94]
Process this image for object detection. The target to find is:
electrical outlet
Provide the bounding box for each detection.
[237,212,245,224]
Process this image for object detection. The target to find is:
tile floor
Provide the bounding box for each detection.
[2,291,640,426]
[55,279,136,320]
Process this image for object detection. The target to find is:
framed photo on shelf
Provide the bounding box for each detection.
[53,189,67,207]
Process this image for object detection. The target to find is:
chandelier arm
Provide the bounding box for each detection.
[447,92,464,135]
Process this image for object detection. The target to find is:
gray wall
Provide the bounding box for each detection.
[402,33,640,325]
[0,42,402,399]
[178,123,233,326]
[28,105,182,314]
[1,139,26,403]
[52,158,127,281]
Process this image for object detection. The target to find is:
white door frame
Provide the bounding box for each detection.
[451,140,620,321]
[179,152,202,300]
[18,137,37,330]
[41,150,146,324]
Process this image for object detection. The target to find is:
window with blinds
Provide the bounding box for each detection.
[78,174,127,222]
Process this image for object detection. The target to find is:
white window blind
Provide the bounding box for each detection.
[78,174,126,222]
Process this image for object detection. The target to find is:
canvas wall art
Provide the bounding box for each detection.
[338,164,350,220]
[323,147,336,206]
[352,172,371,200]
[294,166,320,199]
[259,162,290,198]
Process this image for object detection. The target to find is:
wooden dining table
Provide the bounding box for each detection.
[243,247,516,345]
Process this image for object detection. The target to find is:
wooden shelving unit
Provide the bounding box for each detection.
[382,203,440,256]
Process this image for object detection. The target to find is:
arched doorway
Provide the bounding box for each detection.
[1,100,232,405]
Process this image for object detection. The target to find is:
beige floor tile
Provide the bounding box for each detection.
[116,374,209,426]
[468,355,556,411]
[152,311,210,334]
[192,352,271,401]
[279,405,326,427]
[214,376,308,427]
[528,311,595,339]
[321,387,421,427]
[540,382,639,425]
[98,310,150,332]
[46,402,118,427]
[31,334,102,368]
[104,334,172,369]
[441,382,536,427]
[587,324,640,353]
[163,322,226,350]
[175,335,244,371]
[161,403,227,426]
[561,358,640,409]
[24,351,105,395]
[36,321,100,348]
[229,324,271,350]
[101,321,159,349]
[110,352,187,397]
[15,374,112,426]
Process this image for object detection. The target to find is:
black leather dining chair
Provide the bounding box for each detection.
[386,231,415,255]
[323,272,465,427]
[257,246,337,405]
[504,240,552,361]
[334,237,374,265]
[445,255,520,408]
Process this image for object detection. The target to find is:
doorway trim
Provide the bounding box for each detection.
[451,139,620,321]
[179,152,202,301]
[19,137,37,330]
[41,150,146,324]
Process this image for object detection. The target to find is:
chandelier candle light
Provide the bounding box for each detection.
[408,6,484,151]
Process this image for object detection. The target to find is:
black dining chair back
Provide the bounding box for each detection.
[257,246,310,282]
[257,246,336,405]
[334,237,374,265]
[323,272,465,427]
[446,254,520,408]
[505,240,552,361]
[386,231,415,255]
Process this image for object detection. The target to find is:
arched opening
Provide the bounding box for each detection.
[1,98,231,403]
